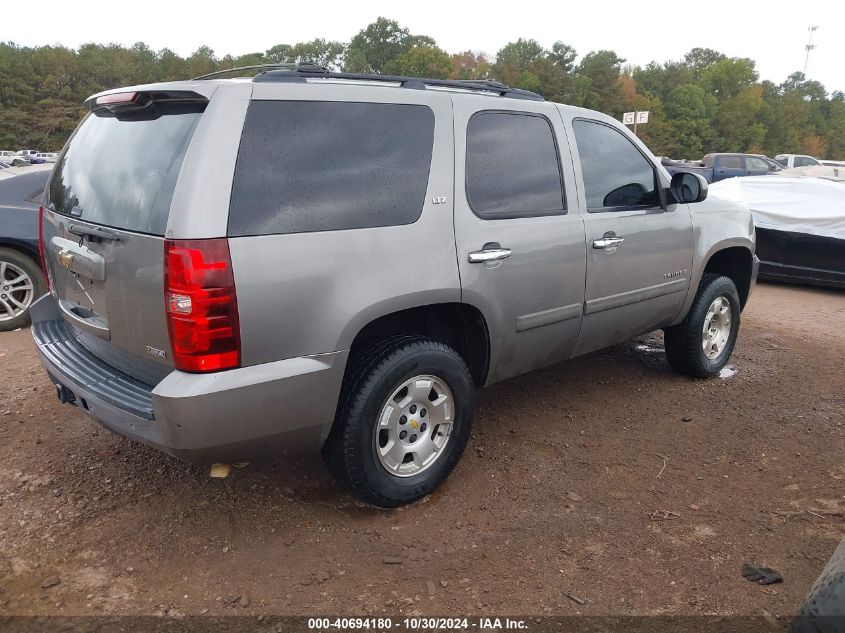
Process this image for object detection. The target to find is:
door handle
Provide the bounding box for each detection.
[592,236,625,249]
[468,244,512,263]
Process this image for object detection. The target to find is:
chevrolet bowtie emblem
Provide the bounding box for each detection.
[57,249,74,269]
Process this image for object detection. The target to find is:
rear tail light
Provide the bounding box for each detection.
[164,239,240,373]
[38,206,52,292]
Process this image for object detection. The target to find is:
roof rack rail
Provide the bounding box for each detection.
[252,66,545,101]
[192,63,328,80]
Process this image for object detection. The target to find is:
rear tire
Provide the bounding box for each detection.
[0,248,45,332]
[664,273,741,378]
[323,336,475,507]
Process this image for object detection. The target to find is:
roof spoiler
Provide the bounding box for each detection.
[84,90,208,113]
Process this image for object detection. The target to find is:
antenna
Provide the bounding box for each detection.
[803,25,818,76]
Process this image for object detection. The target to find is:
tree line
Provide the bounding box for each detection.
[1,16,843,159]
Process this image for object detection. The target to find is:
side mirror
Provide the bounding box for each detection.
[669,171,708,204]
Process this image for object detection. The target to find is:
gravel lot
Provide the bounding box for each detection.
[0,282,842,618]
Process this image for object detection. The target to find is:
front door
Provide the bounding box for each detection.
[566,117,694,356]
[452,97,586,385]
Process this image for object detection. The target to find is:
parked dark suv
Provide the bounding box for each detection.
[0,167,50,330]
[32,66,757,507]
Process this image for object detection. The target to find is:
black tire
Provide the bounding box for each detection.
[664,273,741,378]
[0,248,45,332]
[323,336,475,507]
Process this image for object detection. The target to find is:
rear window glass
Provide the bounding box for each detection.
[46,102,204,236]
[228,101,435,236]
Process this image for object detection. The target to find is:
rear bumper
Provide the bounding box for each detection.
[30,295,348,464]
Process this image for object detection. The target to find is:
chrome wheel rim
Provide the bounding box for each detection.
[373,374,454,477]
[0,261,35,322]
[702,296,732,360]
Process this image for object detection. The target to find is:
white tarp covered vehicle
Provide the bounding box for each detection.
[710,175,845,289]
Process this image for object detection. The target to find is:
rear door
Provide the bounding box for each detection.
[453,97,586,385]
[566,116,693,356]
[41,90,213,384]
[712,155,745,181]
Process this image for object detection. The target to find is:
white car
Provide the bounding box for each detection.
[774,153,821,168]
[35,152,58,163]
[822,159,845,168]
[0,150,29,166]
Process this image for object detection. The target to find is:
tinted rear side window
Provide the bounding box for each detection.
[465,112,564,219]
[46,103,204,236]
[228,101,435,236]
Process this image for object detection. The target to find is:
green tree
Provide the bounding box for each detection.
[394,46,452,79]
[345,17,413,73]
[663,84,713,156]
[578,50,626,115]
[184,45,217,79]
[633,60,692,101]
[266,39,345,70]
[714,85,766,152]
[698,57,758,101]
[683,47,726,78]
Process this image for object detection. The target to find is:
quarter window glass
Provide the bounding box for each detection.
[465,112,564,219]
[572,120,659,211]
[228,101,435,236]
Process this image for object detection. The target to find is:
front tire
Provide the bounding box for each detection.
[323,336,475,507]
[664,273,741,378]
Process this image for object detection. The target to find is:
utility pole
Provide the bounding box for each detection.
[804,25,818,76]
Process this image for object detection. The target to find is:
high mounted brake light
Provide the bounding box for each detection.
[85,90,207,112]
[95,92,143,106]
[164,239,241,373]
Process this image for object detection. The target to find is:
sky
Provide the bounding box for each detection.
[3,0,844,92]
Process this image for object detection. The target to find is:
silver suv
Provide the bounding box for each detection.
[32,66,758,507]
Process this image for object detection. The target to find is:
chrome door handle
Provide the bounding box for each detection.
[592,237,625,249]
[468,246,512,263]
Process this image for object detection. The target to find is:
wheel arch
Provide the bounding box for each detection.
[702,245,755,309]
[0,239,40,262]
[345,302,491,388]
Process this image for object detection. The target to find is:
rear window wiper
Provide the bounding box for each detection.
[69,224,121,242]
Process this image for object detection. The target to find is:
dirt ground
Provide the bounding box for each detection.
[0,282,842,619]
